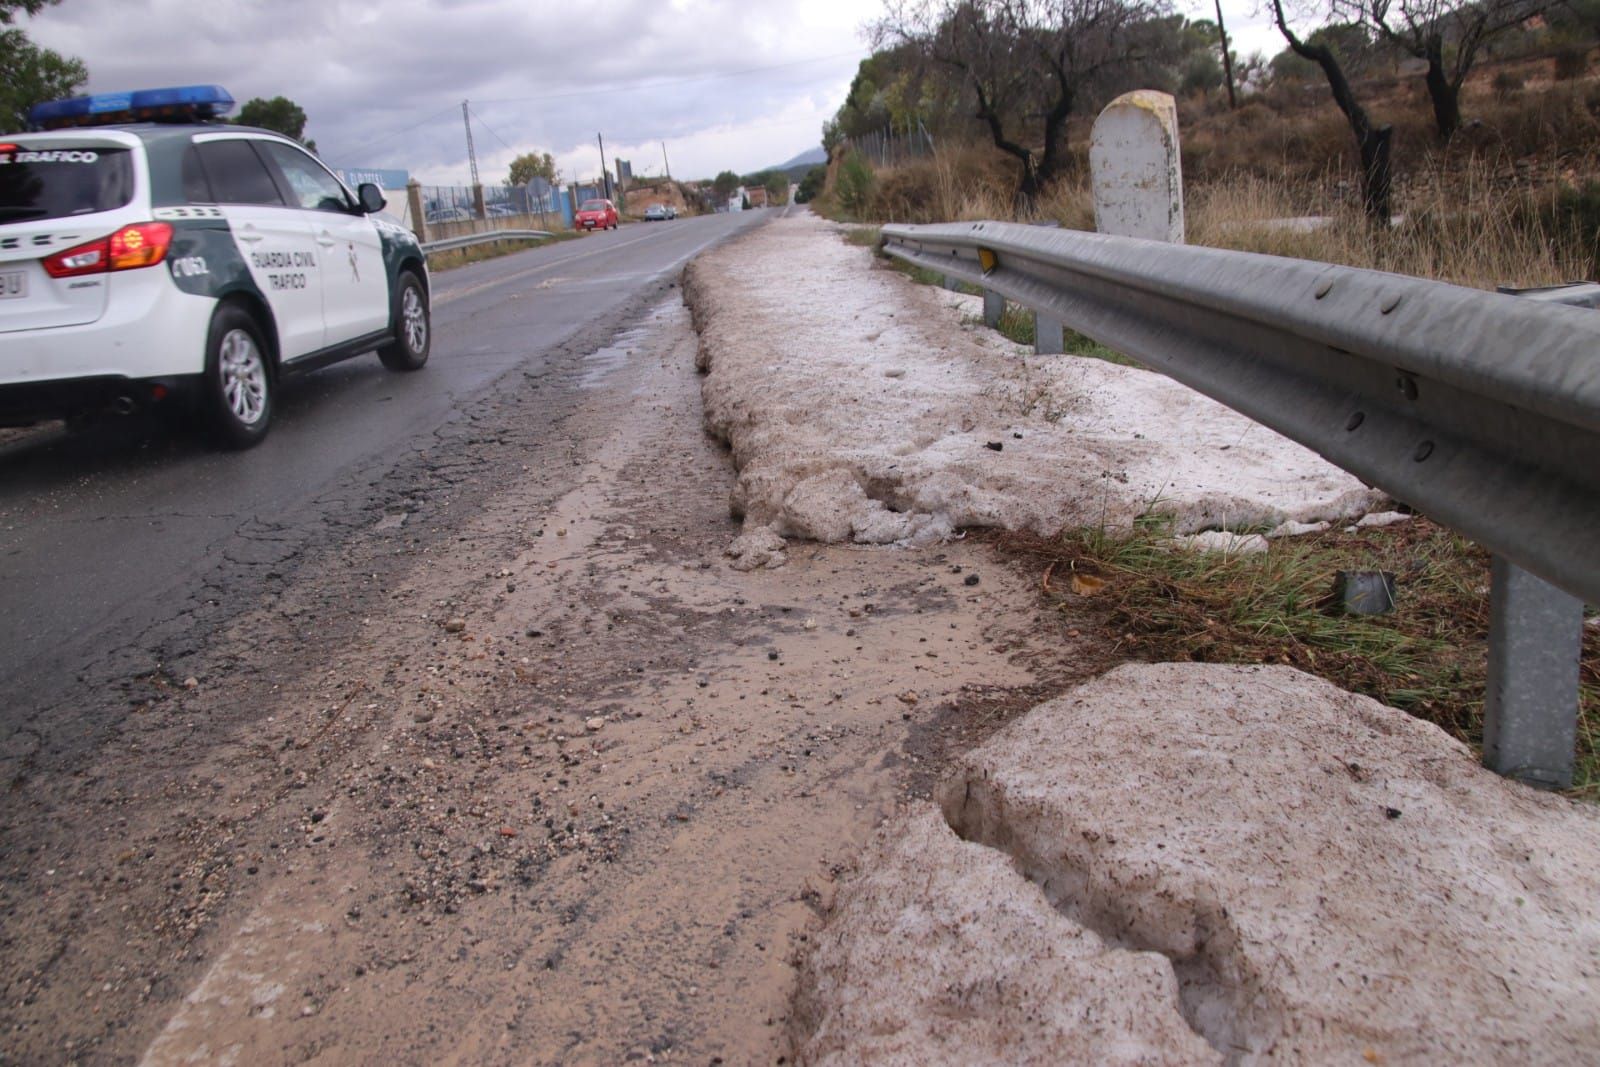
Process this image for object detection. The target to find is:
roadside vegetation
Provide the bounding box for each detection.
[812,0,1600,289]
[1000,518,1600,793]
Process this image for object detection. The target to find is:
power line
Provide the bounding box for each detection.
[332,102,461,163]
[472,48,862,107]
[468,106,519,154]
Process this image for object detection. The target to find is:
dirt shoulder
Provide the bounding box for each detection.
[0,288,1099,1064]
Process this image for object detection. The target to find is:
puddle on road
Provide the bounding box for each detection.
[578,303,680,390]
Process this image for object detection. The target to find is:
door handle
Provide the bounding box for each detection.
[237,227,264,244]
[317,231,337,248]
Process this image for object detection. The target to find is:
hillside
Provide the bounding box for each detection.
[818,48,1600,289]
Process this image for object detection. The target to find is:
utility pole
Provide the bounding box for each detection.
[596,132,611,200]
[661,141,672,184]
[462,100,480,186]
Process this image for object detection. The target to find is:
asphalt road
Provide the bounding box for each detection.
[0,209,767,746]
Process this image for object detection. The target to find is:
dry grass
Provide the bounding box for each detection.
[1186,162,1592,289]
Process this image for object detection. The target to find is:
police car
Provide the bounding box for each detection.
[0,86,431,449]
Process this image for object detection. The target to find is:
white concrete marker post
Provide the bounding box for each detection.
[1023,90,1186,356]
[1090,90,1185,243]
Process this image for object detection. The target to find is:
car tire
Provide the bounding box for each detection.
[378,271,430,372]
[202,304,273,450]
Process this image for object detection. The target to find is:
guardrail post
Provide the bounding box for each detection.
[1476,281,1595,790]
[983,290,1004,328]
[1034,313,1064,355]
[1481,558,1584,789]
[942,275,961,291]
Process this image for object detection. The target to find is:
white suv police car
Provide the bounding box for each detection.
[0,85,431,448]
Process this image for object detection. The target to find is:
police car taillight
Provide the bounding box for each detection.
[42,239,107,278]
[42,223,173,278]
[28,86,235,130]
[109,223,173,270]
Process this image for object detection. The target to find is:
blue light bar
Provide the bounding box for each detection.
[28,86,235,129]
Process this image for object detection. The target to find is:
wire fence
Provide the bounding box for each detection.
[837,120,937,168]
[419,185,478,225]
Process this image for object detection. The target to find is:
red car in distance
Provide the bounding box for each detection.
[576,198,618,231]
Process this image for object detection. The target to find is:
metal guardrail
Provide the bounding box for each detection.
[882,220,1599,789]
[421,229,553,256]
[881,221,1600,605]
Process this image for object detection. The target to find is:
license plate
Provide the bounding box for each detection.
[0,271,25,300]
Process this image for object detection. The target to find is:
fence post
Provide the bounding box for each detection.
[406,180,427,244]
[472,183,487,221]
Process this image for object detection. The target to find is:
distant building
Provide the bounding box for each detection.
[746,185,768,208]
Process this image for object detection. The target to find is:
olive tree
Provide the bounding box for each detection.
[1270,0,1393,223]
[873,0,1171,207]
[1350,0,1549,141]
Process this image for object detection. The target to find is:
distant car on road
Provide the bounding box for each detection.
[643,204,670,222]
[425,206,473,224]
[0,84,432,449]
[576,199,618,231]
[485,203,519,217]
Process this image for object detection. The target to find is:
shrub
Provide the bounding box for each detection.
[1492,69,1524,100]
[1554,45,1591,81]
[834,150,876,219]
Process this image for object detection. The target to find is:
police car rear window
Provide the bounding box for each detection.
[0,145,134,223]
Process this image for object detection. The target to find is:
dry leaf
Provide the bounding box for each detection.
[1071,572,1109,596]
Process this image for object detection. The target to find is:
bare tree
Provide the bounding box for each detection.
[874,0,1169,207]
[1215,0,1238,107]
[1271,0,1393,223]
[1351,0,1547,141]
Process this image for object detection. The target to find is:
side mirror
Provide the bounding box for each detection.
[357,183,386,214]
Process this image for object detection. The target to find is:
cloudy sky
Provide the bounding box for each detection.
[23,0,1289,189]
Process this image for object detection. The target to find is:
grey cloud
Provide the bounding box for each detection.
[27,0,861,180]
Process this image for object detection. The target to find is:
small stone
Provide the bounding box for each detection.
[499,826,518,837]
[444,618,466,634]
[963,573,980,586]
[585,717,605,732]
[984,441,1003,452]
[767,650,780,661]
[182,677,199,690]
[803,618,818,631]
[897,691,919,706]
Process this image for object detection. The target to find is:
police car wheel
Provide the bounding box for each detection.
[378,272,430,372]
[203,305,273,450]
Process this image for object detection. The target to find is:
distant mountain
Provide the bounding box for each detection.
[773,146,827,171]
[762,146,828,184]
